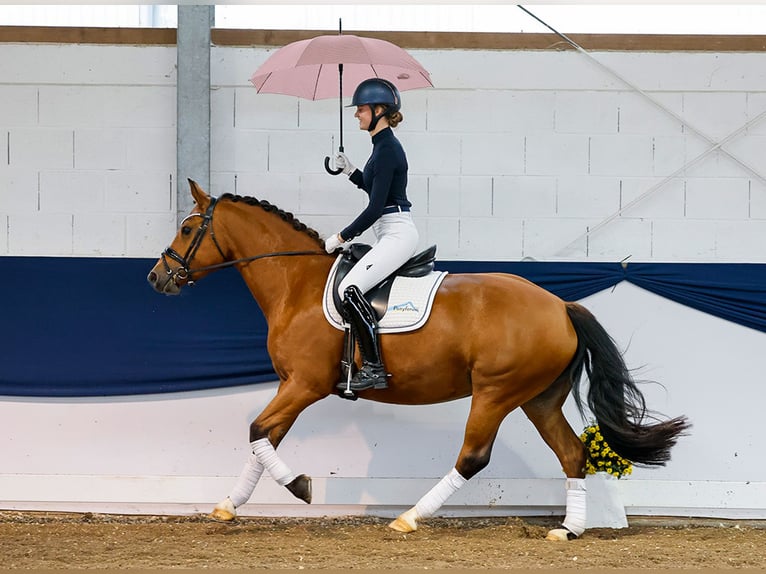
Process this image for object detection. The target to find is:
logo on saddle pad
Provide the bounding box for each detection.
[389,301,419,313]
[322,248,447,334]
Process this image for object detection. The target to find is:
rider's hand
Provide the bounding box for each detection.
[324,232,345,253]
[334,152,355,176]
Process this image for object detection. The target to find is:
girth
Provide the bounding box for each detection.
[331,244,437,320]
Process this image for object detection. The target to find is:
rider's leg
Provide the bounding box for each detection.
[339,284,388,391]
[336,213,419,392]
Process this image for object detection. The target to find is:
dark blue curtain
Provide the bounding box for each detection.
[1,257,271,397]
[1,257,764,397]
[440,261,766,333]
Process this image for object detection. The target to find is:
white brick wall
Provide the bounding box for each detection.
[0,86,38,127]
[493,176,557,218]
[555,91,618,134]
[0,44,177,258]
[10,128,74,169]
[2,41,766,261]
[747,93,766,135]
[618,91,685,135]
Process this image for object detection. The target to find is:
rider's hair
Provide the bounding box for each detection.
[387,110,404,128]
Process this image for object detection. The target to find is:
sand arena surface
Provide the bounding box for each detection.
[1,512,765,570]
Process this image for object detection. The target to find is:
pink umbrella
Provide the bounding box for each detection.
[251,29,433,174]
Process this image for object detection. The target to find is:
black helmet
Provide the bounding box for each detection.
[350,78,401,114]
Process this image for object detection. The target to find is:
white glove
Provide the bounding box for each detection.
[324,232,345,253]
[334,152,355,176]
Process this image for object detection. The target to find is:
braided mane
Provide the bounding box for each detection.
[219,193,324,248]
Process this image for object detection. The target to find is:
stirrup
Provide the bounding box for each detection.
[337,364,389,392]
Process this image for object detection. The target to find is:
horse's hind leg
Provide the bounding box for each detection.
[521,374,588,541]
[389,390,508,533]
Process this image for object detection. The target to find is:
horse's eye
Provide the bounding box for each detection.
[181,226,192,236]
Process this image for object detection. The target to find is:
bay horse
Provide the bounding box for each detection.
[147,180,689,540]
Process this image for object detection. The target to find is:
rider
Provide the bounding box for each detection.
[324,78,419,392]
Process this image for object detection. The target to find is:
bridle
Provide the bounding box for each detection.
[160,196,325,286]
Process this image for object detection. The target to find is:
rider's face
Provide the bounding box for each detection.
[354,105,373,130]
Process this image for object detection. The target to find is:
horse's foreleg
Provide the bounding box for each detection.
[210,438,311,522]
[210,453,264,521]
[522,378,587,541]
[251,436,312,503]
[210,383,326,521]
[389,392,505,533]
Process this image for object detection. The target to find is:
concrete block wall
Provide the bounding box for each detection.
[213,47,766,262]
[0,44,177,257]
[2,41,766,261]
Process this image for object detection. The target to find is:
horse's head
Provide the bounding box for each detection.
[147,179,226,295]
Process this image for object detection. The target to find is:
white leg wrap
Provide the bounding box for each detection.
[228,453,265,508]
[414,468,467,519]
[251,438,296,487]
[562,478,587,537]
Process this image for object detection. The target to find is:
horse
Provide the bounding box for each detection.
[147,180,690,541]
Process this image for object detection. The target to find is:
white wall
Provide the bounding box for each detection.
[2,42,766,260]
[2,283,764,518]
[1,38,765,517]
[0,44,178,257]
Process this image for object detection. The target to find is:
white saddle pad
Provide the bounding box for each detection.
[322,254,448,334]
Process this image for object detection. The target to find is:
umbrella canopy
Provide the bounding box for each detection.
[251,34,433,100]
[251,32,432,174]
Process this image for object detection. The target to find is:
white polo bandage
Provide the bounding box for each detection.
[228,453,265,507]
[414,468,467,519]
[251,438,296,486]
[562,477,587,536]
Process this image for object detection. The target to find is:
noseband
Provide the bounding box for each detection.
[161,196,325,286]
[161,196,226,286]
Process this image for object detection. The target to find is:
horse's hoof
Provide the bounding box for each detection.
[287,474,312,504]
[545,527,577,541]
[388,508,418,533]
[208,498,237,522]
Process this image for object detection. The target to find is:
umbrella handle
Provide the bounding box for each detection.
[324,156,343,176]
[324,143,345,176]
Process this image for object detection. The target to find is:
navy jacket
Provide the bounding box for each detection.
[341,127,411,240]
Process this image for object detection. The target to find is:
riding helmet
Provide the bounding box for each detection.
[350,78,401,113]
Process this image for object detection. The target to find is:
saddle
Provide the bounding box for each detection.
[331,243,437,320]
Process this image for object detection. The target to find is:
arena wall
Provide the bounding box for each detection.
[1,29,765,519]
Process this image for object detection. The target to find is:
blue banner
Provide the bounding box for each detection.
[1,257,764,397]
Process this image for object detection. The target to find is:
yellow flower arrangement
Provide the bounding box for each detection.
[579,423,633,479]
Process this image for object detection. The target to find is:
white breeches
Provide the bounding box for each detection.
[337,212,419,298]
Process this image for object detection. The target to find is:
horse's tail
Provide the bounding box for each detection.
[565,302,690,466]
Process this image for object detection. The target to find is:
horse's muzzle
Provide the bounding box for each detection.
[147,269,182,295]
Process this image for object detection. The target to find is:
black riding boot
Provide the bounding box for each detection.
[337,285,389,392]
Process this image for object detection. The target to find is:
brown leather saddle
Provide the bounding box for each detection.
[331,244,438,321]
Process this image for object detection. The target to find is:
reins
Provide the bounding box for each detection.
[188,250,327,275]
[161,195,326,285]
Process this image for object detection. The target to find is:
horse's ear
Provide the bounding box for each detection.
[188,179,211,210]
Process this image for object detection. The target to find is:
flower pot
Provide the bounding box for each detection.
[585,472,628,529]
